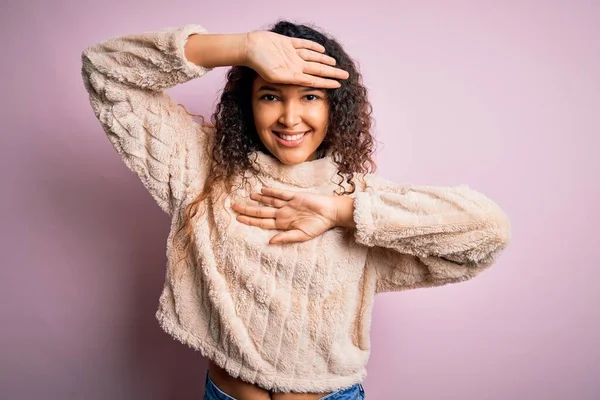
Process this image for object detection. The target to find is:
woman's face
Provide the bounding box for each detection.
[251,76,329,165]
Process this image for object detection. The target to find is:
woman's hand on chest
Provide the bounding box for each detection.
[231,186,356,244]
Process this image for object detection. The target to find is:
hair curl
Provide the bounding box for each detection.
[176,20,376,259]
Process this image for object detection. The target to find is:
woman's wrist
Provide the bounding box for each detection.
[334,196,356,229]
[184,33,248,68]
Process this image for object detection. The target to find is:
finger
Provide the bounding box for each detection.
[233,203,277,218]
[292,73,342,89]
[303,62,350,80]
[296,49,337,66]
[236,215,277,230]
[250,193,287,208]
[290,37,325,53]
[270,230,310,244]
[261,187,296,201]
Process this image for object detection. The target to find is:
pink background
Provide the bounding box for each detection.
[2,0,599,399]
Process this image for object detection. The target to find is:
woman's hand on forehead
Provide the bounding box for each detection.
[244,31,350,89]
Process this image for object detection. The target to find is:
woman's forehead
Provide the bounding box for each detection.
[252,77,324,93]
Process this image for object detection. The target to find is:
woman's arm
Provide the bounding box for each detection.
[347,174,511,292]
[81,25,220,215]
[183,33,247,68]
[233,179,510,264]
[234,179,510,291]
[348,174,511,266]
[232,173,509,292]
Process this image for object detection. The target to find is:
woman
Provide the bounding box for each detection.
[81,20,511,400]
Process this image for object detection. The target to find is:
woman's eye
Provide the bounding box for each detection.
[260,94,278,101]
[305,95,319,101]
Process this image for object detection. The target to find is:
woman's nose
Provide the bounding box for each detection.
[278,103,302,127]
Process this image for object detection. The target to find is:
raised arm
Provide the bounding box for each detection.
[81,25,244,215]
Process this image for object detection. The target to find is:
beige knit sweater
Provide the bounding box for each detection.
[81,24,511,393]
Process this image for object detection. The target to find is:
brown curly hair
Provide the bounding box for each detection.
[176,20,376,258]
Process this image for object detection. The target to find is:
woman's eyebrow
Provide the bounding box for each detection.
[257,85,280,92]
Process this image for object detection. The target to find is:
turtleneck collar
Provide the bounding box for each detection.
[250,151,339,188]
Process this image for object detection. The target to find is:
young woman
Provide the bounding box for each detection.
[81,20,511,400]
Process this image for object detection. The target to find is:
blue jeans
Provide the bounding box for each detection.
[203,370,365,399]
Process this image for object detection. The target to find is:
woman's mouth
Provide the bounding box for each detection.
[272,130,310,147]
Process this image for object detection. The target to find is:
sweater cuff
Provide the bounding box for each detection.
[170,24,213,78]
[353,191,376,246]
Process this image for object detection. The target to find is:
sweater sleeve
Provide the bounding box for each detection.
[354,174,511,292]
[81,24,214,215]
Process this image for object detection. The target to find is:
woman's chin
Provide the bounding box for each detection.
[271,149,316,166]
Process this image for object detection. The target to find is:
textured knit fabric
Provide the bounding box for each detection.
[81,24,512,393]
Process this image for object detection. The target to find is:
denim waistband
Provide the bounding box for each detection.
[203,370,365,400]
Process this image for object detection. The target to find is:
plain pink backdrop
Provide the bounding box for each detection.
[2,0,599,399]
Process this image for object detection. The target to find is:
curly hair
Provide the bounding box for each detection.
[176,20,376,258]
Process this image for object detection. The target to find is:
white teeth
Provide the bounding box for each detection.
[282,133,303,141]
[277,132,306,141]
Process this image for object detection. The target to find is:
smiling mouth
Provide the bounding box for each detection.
[271,130,310,147]
[272,131,309,141]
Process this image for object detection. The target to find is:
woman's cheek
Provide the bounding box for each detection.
[306,103,329,129]
[255,103,279,126]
